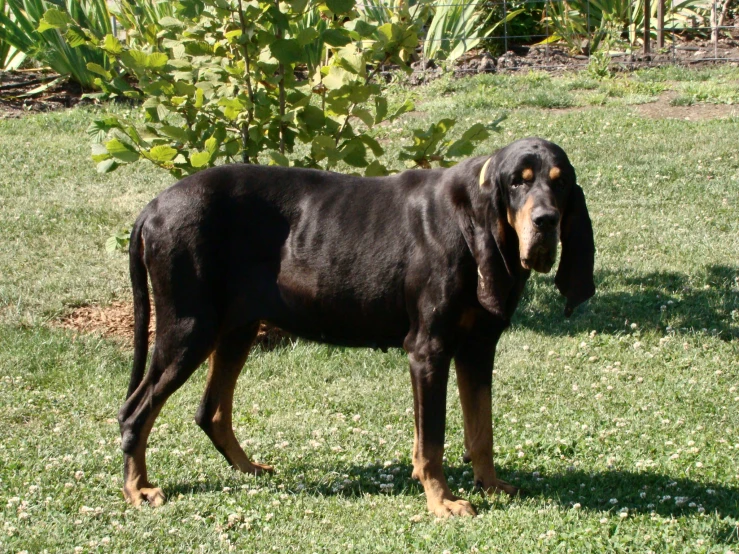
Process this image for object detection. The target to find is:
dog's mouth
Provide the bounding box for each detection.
[520,236,558,273]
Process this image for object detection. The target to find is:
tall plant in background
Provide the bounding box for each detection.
[85,0,499,178]
[0,0,113,88]
[109,0,176,48]
[543,0,709,53]
[423,0,497,61]
[0,0,27,68]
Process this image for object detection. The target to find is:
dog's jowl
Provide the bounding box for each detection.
[118,137,595,516]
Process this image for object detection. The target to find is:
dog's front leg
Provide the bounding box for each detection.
[408,335,476,517]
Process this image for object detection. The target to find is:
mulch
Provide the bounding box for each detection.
[0,69,88,119]
[55,302,290,350]
[5,32,739,118]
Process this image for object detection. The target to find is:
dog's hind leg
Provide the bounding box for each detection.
[118,314,217,507]
[195,323,274,475]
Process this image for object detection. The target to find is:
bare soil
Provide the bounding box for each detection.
[635,90,739,119]
[0,70,88,119]
[55,302,290,350]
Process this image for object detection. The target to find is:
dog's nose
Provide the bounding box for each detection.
[532,208,560,231]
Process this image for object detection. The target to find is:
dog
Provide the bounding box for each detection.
[118,137,595,517]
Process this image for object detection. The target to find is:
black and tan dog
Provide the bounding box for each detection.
[118,137,595,517]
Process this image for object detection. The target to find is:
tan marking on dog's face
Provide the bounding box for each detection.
[508,195,536,270]
[549,166,561,180]
[522,168,534,181]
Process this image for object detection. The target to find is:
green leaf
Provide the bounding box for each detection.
[268,151,290,166]
[326,0,354,14]
[121,50,150,70]
[358,135,384,157]
[351,20,377,39]
[374,97,388,124]
[86,63,111,80]
[102,34,123,55]
[299,105,325,131]
[341,137,367,167]
[322,29,352,47]
[65,27,88,48]
[445,139,474,158]
[365,160,388,177]
[148,145,178,163]
[335,47,364,75]
[205,137,218,154]
[269,39,303,65]
[148,53,168,68]
[97,158,118,174]
[159,125,189,142]
[159,17,186,29]
[105,138,139,163]
[105,235,119,253]
[389,99,414,122]
[351,107,373,128]
[37,8,72,33]
[87,118,120,142]
[459,123,490,143]
[297,28,319,46]
[189,150,211,168]
[288,0,309,11]
[322,66,354,90]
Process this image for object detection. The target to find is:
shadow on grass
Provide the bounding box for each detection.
[166,461,739,522]
[516,264,738,340]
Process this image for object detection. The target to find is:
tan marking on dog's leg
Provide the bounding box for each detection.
[198,340,273,476]
[522,168,534,181]
[411,425,420,480]
[456,370,518,497]
[409,372,475,516]
[549,166,561,180]
[413,437,476,517]
[123,407,166,507]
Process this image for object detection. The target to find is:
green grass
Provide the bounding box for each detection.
[1,68,738,552]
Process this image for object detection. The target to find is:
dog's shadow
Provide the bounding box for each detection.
[166,463,739,521]
[517,265,738,340]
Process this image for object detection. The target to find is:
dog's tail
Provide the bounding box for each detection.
[126,216,150,400]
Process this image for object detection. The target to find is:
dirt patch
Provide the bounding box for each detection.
[636,90,739,120]
[55,302,289,350]
[0,70,90,119]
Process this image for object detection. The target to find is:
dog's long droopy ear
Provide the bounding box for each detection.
[454,157,514,320]
[554,182,595,317]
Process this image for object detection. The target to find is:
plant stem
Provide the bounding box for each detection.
[276,0,286,156]
[237,0,255,164]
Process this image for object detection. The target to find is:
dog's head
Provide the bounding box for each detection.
[456,137,595,318]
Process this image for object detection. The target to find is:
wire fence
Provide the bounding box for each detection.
[360,0,739,75]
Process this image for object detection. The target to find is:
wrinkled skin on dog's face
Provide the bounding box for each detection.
[497,139,575,273]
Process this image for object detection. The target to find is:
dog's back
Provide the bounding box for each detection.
[136,163,460,347]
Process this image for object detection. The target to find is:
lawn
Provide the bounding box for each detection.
[0,67,738,553]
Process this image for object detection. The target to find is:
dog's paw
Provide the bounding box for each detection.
[428,496,477,518]
[478,478,523,497]
[235,460,274,476]
[124,485,166,507]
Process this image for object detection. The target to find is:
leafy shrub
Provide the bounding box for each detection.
[85,0,501,178]
[0,0,114,89]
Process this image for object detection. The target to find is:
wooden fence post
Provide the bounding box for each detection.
[644,0,651,55]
